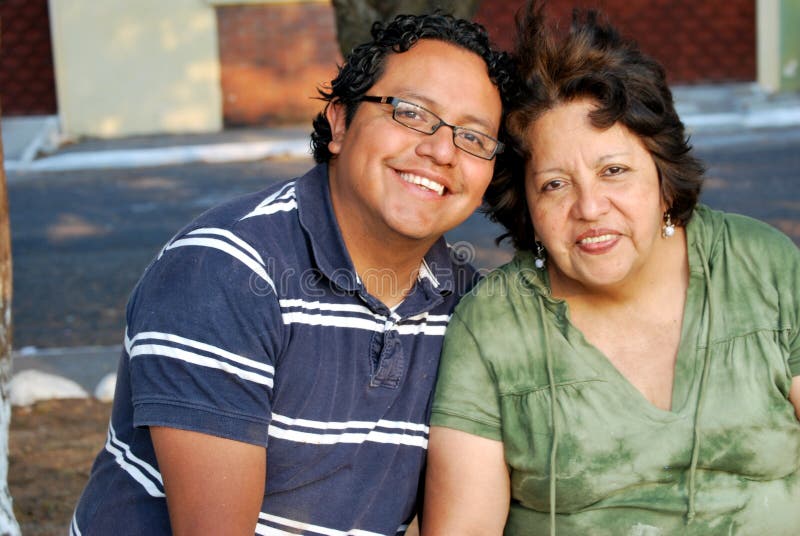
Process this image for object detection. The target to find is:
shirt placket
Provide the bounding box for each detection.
[370,316,405,388]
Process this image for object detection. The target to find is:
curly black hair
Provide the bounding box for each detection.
[310,12,519,164]
[486,2,706,251]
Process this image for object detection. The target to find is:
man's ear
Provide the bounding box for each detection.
[325,101,347,156]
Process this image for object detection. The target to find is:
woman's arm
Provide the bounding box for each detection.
[422,426,509,535]
[151,427,266,536]
[789,376,800,421]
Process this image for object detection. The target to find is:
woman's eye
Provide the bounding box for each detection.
[542,179,565,191]
[604,165,626,176]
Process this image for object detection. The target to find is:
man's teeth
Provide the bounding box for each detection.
[400,173,445,196]
[579,234,615,244]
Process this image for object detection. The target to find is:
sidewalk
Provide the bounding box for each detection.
[4,83,800,175]
[2,121,313,174]
[4,82,800,405]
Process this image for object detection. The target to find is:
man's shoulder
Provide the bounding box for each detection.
[167,170,320,264]
[190,177,303,235]
[131,172,319,300]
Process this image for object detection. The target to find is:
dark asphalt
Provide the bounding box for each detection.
[7,127,800,351]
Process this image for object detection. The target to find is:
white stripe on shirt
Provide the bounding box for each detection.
[187,227,266,267]
[395,323,447,336]
[419,258,440,288]
[268,426,428,448]
[165,237,275,291]
[242,183,297,219]
[257,512,386,536]
[243,200,298,218]
[279,299,451,326]
[108,424,164,484]
[130,343,274,387]
[129,331,274,375]
[262,181,295,205]
[70,514,82,536]
[281,311,386,332]
[405,312,451,324]
[279,299,386,318]
[105,425,165,497]
[282,312,448,336]
[271,413,429,433]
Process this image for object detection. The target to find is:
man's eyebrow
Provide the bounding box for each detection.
[396,91,498,133]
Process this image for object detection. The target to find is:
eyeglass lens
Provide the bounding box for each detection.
[392,100,498,159]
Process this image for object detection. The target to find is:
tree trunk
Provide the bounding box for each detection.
[0,104,22,536]
[331,0,481,56]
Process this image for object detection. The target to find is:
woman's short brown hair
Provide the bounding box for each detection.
[486,2,705,251]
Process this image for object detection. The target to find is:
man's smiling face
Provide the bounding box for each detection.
[326,38,502,248]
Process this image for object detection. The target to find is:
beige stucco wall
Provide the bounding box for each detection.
[49,0,222,138]
[757,0,781,92]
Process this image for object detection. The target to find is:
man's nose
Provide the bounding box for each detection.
[416,124,457,164]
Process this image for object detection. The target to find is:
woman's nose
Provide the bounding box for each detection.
[572,182,610,221]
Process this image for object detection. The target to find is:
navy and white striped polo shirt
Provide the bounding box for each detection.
[72,164,479,535]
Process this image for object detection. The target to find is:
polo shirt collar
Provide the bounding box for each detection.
[296,164,457,298]
[296,164,360,292]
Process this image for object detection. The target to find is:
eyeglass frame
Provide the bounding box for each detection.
[358,95,504,160]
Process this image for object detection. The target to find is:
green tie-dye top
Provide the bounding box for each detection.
[431,206,800,535]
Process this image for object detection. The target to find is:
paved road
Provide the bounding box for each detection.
[7,127,800,350]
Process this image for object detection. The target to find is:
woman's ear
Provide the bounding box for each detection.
[325,101,347,155]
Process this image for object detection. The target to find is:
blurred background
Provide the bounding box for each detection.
[2,0,799,352]
[2,0,797,139]
[0,1,799,533]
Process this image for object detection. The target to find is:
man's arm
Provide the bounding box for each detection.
[422,426,509,535]
[152,427,266,535]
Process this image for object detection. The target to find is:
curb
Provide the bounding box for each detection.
[5,103,800,174]
[684,106,800,133]
[5,138,312,173]
[11,345,121,406]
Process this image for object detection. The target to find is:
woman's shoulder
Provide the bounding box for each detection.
[457,251,545,303]
[691,205,798,266]
[451,251,551,330]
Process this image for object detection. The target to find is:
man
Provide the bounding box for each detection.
[72,13,515,535]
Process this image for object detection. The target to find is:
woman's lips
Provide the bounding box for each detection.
[575,230,620,253]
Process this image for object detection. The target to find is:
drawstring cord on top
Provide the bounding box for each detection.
[535,239,712,531]
[538,295,559,536]
[686,244,714,524]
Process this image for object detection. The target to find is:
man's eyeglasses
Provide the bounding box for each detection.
[359,96,504,160]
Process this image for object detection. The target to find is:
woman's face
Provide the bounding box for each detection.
[524,99,667,293]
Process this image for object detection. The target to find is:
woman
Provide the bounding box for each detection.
[422,5,800,536]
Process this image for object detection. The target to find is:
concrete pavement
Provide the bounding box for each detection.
[4,83,800,175]
[3,82,800,405]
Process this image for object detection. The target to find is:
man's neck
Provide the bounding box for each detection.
[345,230,436,309]
[326,168,439,308]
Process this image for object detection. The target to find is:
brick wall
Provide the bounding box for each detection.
[475,0,755,84]
[216,3,342,127]
[474,0,526,52]
[0,0,57,115]
[217,0,755,126]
